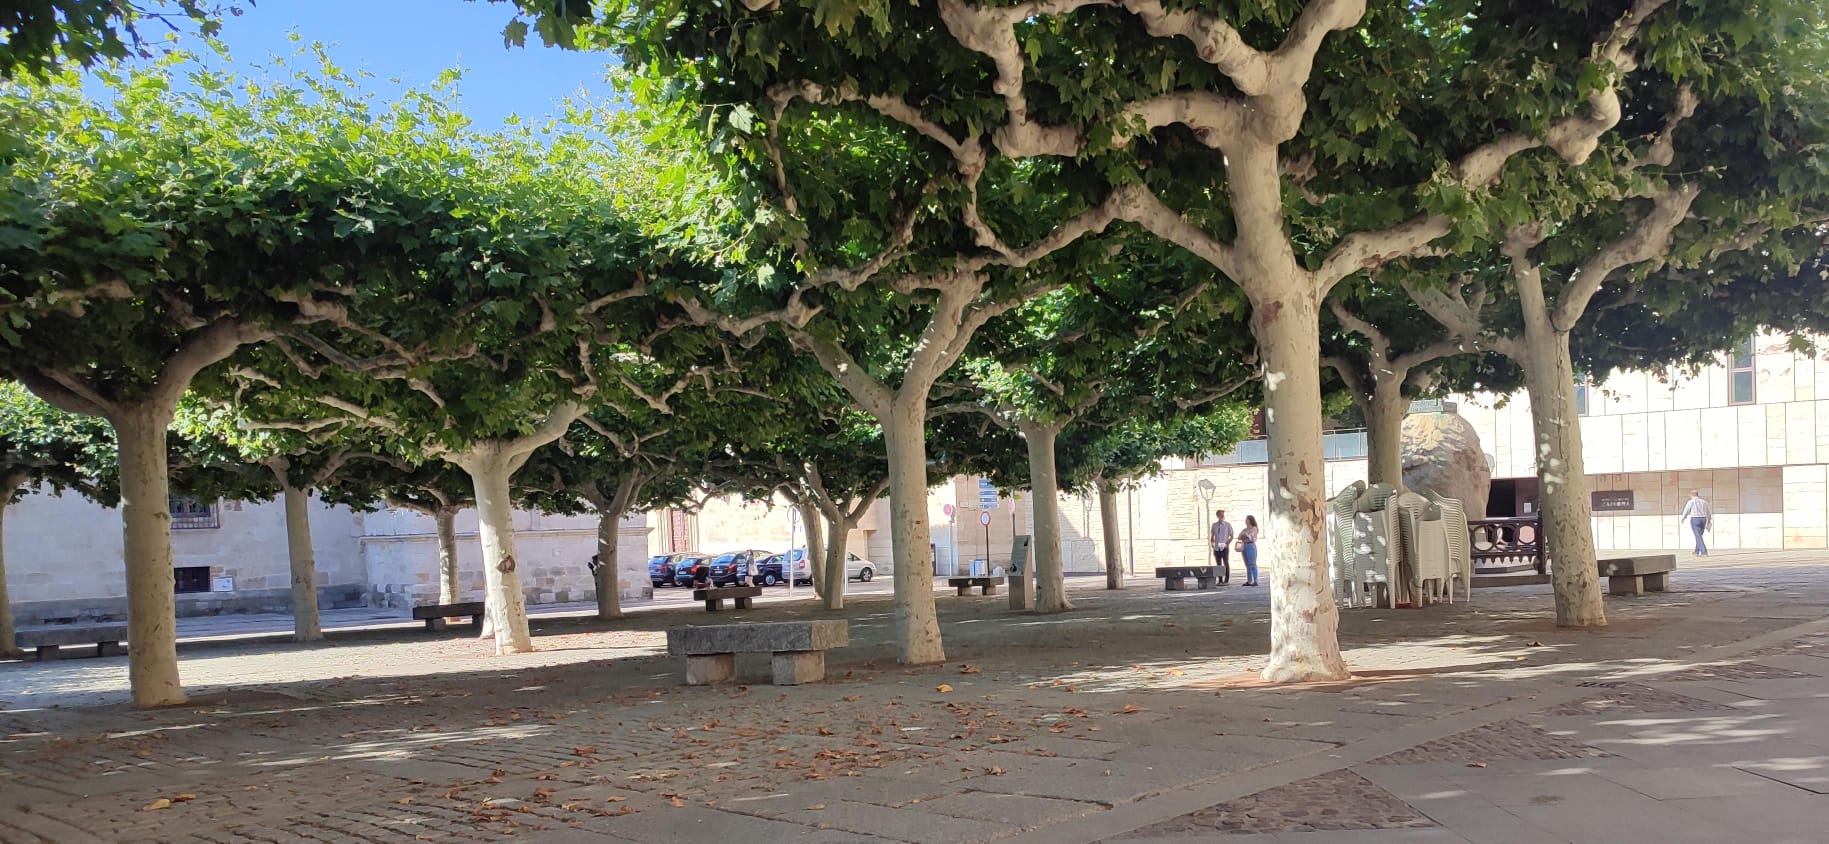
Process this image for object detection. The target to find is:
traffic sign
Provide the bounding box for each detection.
[979,512,992,526]
[943,503,956,518]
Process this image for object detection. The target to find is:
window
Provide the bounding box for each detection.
[173,566,212,594]
[1729,336,1756,405]
[170,497,219,530]
[1575,376,1590,416]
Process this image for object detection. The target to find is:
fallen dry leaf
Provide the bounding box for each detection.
[959,665,982,674]
[668,797,686,808]
[1467,761,1488,768]
[143,799,171,812]
[807,803,827,810]
[935,684,954,694]
[985,766,1006,776]
[1121,704,1142,714]
[172,794,197,803]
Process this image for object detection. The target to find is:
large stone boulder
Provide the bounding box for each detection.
[1401,411,1491,518]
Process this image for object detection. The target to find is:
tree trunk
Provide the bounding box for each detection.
[1363,380,1407,488]
[0,484,20,658]
[113,406,187,706]
[1098,482,1124,590]
[1518,328,1607,627]
[796,498,825,599]
[435,506,460,605]
[882,400,944,664]
[460,448,533,653]
[1021,421,1072,613]
[280,483,323,642]
[1253,293,1351,683]
[822,513,854,611]
[594,510,622,620]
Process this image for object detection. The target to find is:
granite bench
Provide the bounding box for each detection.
[666,619,849,686]
[14,624,128,661]
[412,601,486,631]
[1599,554,1676,596]
[692,585,763,612]
[946,576,1002,596]
[1155,566,1218,591]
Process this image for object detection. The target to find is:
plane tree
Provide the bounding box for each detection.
[319,456,477,606]
[0,53,520,705]
[1397,11,1829,626]
[495,0,1744,679]
[0,382,112,654]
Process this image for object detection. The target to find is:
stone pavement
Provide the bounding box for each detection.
[1,555,1826,843]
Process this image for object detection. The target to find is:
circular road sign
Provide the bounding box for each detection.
[979,512,992,526]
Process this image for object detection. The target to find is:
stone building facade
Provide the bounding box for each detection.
[2,490,649,626]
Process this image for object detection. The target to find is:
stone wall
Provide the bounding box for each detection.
[358,507,650,609]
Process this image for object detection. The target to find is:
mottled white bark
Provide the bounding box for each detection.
[1020,421,1072,613]
[1519,328,1606,626]
[820,514,851,610]
[1254,293,1351,682]
[883,401,944,664]
[793,497,825,598]
[462,449,533,653]
[1098,482,1124,590]
[0,479,21,658]
[1362,381,1407,489]
[280,481,323,642]
[435,506,460,605]
[593,510,622,620]
[113,407,187,706]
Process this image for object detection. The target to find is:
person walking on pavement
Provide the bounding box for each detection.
[1237,516,1260,586]
[1680,490,1711,556]
[1209,510,1234,584]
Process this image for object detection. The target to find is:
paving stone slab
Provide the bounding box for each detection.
[752,798,1008,844]
[1594,766,1799,800]
[1535,684,1737,716]
[1367,720,1610,766]
[905,790,1101,828]
[1111,769,1438,839]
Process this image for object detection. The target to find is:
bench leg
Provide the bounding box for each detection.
[956,586,971,596]
[983,583,998,596]
[1196,576,1214,589]
[1643,572,1669,592]
[35,645,59,661]
[771,651,825,686]
[685,653,736,686]
[735,597,753,610]
[425,617,448,632]
[1164,577,1184,591]
[98,641,127,657]
[704,599,724,612]
[1609,574,1644,596]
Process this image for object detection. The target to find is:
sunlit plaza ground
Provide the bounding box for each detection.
[3,551,1828,843]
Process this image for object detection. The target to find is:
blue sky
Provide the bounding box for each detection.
[168,0,615,127]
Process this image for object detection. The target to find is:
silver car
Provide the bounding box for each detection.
[781,549,876,585]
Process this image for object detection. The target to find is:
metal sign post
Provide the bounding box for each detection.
[944,503,958,576]
[979,510,992,570]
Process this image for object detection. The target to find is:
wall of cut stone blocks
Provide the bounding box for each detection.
[1456,332,1829,551]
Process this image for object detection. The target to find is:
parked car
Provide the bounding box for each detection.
[671,553,712,587]
[774,549,876,586]
[707,549,774,586]
[648,552,697,588]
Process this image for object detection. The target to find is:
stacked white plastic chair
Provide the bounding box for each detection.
[1329,482,1366,605]
[1355,483,1402,607]
[1406,492,1457,604]
[1424,490,1474,601]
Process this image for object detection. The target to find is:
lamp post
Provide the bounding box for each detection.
[1196,479,1216,543]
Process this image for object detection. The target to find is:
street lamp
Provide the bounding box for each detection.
[1196,479,1216,542]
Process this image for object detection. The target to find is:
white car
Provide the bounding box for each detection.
[784,549,876,586]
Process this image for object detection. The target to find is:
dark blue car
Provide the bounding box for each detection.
[648,552,696,588]
[671,553,712,587]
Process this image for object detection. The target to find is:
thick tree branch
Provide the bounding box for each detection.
[1552,183,1701,331]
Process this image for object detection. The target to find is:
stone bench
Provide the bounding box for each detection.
[666,620,849,686]
[1155,566,1218,591]
[1599,554,1676,596]
[14,624,128,661]
[947,576,1002,596]
[692,585,762,612]
[412,601,486,631]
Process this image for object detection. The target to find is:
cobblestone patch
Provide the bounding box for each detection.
[1110,769,1435,838]
[1365,719,1609,765]
[1655,661,1816,682]
[1538,683,1738,716]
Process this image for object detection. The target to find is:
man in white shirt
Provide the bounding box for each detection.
[1679,491,1711,556]
[1209,511,1235,584]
